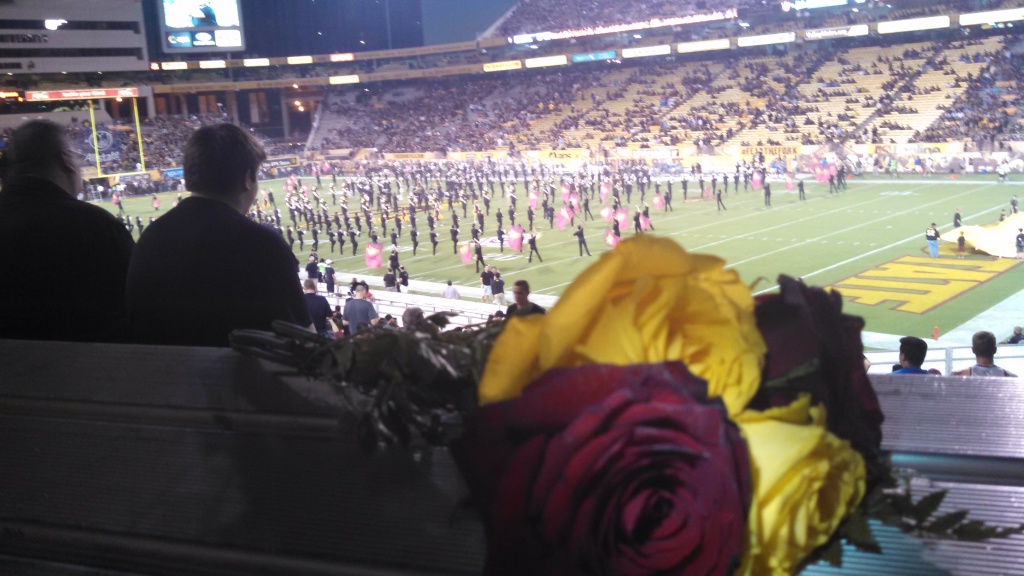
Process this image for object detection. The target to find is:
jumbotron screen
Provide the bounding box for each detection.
[158,0,245,53]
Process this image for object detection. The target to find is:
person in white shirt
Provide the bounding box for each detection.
[442,280,460,299]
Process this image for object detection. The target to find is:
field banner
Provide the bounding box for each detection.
[162,167,184,180]
[446,150,510,161]
[631,147,680,160]
[940,214,1024,259]
[459,242,474,264]
[383,152,430,161]
[113,171,161,184]
[508,225,525,252]
[604,228,621,248]
[26,87,139,101]
[738,145,801,157]
[868,143,964,156]
[365,242,383,268]
[483,60,522,72]
[527,148,590,161]
[262,156,300,170]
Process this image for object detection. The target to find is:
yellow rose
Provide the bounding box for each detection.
[736,396,867,576]
[479,235,765,415]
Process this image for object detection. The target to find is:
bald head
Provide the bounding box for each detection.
[1,120,81,195]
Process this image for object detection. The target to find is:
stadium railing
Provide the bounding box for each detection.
[866,343,1024,377]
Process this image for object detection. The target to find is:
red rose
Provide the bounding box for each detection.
[453,363,751,575]
[752,275,883,464]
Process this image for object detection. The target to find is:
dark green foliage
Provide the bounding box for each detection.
[230,315,504,452]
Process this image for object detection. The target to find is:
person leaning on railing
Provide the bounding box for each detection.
[953,331,1017,377]
[1000,326,1024,345]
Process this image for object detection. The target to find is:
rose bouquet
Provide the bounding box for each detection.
[232,235,1020,575]
[454,236,872,575]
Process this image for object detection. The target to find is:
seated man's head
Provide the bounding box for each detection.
[183,124,266,212]
[1,120,81,196]
[972,331,998,359]
[513,280,531,307]
[303,278,317,293]
[898,336,928,368]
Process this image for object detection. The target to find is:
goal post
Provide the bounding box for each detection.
[23,87,147,181]
[86,95,147,178]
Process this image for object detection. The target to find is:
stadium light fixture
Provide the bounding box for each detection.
[877,16,950,34]
[44,19,67,31]
[677,39,730,53]
[960,8,1024,26]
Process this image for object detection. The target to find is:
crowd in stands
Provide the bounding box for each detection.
[317,69,598,153]
[492,0,1000,41]
[314,41,868,153]
[2,11,1022,171]
[911,39,1022,146]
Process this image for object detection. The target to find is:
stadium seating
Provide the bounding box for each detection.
[301,31,1020,158]
[863,38,1001,144]
[5,4,1022,168]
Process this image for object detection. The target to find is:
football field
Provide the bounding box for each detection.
[105,173,1024,343]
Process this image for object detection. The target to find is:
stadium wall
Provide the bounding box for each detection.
[0,0,148,74]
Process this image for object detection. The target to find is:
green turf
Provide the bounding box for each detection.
[102,173,1024,338]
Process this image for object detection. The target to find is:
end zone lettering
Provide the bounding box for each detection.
[832,256,1018,314]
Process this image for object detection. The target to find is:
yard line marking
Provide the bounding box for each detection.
[536,188,991,295]
[532,186,935,292]
[752,200,1004,295]
[680,188,930,252]
[730,185,988,270]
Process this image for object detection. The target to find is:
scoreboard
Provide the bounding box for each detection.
[157,0,245,53]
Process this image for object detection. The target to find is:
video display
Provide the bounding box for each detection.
[158,0,245,53]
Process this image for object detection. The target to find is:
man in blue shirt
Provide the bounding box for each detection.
[343,284,378,334]
[892,336,930,374]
